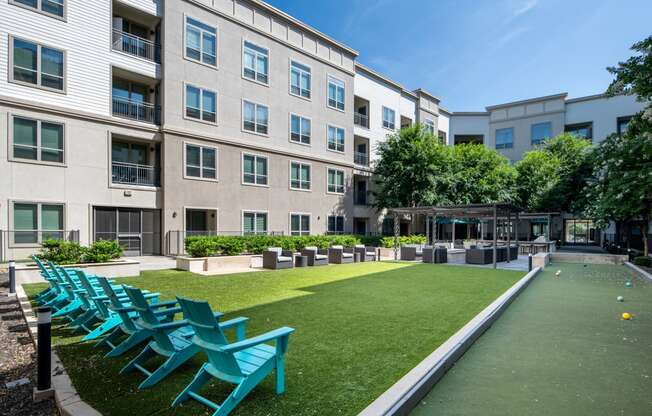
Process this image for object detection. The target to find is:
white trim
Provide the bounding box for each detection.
[7,112,67,167]
[288,112,312,146]
[289,212,311,236]
[241,38,270,87]
[8,199,67,248]
[182,140,219,182]
[241,98,270,137]
[288,58,312,101]
[241,209,269,235]
[183,82,218,125]
[9,0,67,22]
[382,106,396,131]
[241,151,269,187]
[326,167,346,195]
[8,35,67,95]
[327,74,346,112]
[326,124,346,153]
[183,13,218,69]
[288,160,312,192]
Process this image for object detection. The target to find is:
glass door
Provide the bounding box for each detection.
[564,219,596,245]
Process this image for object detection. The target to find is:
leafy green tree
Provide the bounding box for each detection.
[606,35,652,100]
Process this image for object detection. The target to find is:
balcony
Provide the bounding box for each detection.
[112,161,160,187]
[354,112,369,128]
[112,96,159,124]
[354,151,369,166]
[354,190,372,206]
[112,29,160,63]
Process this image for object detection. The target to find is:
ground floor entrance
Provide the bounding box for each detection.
[563,219,597,245]
[93,207,161,256]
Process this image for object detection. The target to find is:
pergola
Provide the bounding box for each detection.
[388,203,523,269]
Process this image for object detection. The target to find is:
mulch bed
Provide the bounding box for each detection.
[0,274,58,416]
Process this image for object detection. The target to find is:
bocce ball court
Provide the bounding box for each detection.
[412,262,652,415]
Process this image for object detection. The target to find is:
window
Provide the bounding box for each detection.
[290,61,311,99]
[327,126,345,152]
[290,162,311,190]
[243,101,268,135]
[327,76,345,111]
[242,154,268,185]
[290,114,311,144]
[531,122,552,145]
[382,217,395,236]
[327,168,345,194]
[423,119,435,135]
[12,116,64,163]
[438,130,447,144]
[243,41,268,84]
[185,85,216,123]
[617,116,633,135]
[185,144,216,180]
[11,37,64,91]
[290,214,310,236]
[382,107,396,130]
[565,122,593,141]
[13,202,63,244]
[328,215,344,234]
[495,127,513,149]
[11,0,64,18]
[243,212,267,235]
[185,17,216,66]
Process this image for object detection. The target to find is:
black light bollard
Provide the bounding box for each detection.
[9,260,16,294]
[33,307,54,401]
[528,253,533,272]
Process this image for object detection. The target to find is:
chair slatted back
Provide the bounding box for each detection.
[124,287,175,353]
[97,277,138,332]
[76,270,112,318]
[177,297,244,379]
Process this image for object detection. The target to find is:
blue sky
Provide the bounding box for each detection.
[265,0,652,111]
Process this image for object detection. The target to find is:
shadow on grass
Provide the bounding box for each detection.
[32,264,523,416]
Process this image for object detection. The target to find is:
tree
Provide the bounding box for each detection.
[515,134,592,212]
[372,124,517,209]
[606,35,652,101]
[585,113,652,255]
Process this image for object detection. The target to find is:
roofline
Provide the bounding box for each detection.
[413,88,441,103]
[450,111,490,116]
[354,62,418,99]
[439,106,452,115]
[485,92,568,111]
[249,0,359,57]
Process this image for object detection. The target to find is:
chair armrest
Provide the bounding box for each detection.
[152,306,182,317]
[223,326,295,353]
[219,316,249,341]
[281,250,294,257]
[152,319,189,332]
[109,305,135,313]
[149,300,178,309]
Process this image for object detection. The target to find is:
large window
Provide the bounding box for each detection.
[495,127,514,149]
[423,119,435,135]
[290,162,311,190]
[11,0,65,19]
[243,101,268,135]
[13,202,63,244]
[327,168,345,194]
[382,107,396,130]
[185,85,216,123]
[328,215,344,234]
[531,122,552,145]
[242,154,268,185]
[185,143,217,180]
[290,114,311,144]
[243,212,267,235]
[185,17,216,66]
[243,41,268,84]
[617,116,633,135]
[290,61,311,99]
[290,213,310,236]
[327,76,345,111]
[565,122,593,141]
[327,125,345,152]
[12,116,64,163]
[11,37,64,92]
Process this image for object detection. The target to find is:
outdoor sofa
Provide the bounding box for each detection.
[400,244,424,261]
[301,246,329,266]
[328,245,355,264]
[354,244,377,262]
[263,247,294,269]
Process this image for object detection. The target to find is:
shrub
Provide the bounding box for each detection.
[39,239,85,264]
[187,238,216,258]
[380,235,427,248]
[84,240,123,263]
[633,256,652,268]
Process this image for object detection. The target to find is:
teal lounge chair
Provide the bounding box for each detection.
[172,297,294,416]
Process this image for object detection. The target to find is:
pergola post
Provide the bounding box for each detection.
[515,212,520,252]
[493,204,497,269]
[506,211,511,263]
[451,220,456,245]
[547,214,551,240]
[426,215,431,245]
[434,216,438,242]
[393,213,400,260]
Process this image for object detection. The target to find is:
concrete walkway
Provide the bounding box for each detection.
[123,256,176,271]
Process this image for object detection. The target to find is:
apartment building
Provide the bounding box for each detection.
[0,0,645,260]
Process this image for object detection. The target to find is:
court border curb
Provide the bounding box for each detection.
[625,261,652,281]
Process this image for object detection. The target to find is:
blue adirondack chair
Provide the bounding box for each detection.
[172,297,295,416]
[121,287,249,389]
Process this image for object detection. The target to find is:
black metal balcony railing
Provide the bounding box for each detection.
[354,112,369,128]
[112,96,160,124]
[354,190,372,206]
[354,151,369,166]
[112,161,160,187]
[112,29,160,63]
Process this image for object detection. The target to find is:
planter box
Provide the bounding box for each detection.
[16,259,140,283]
[550,252,627,265]
[532,252,550,269]
[176,255,259,273]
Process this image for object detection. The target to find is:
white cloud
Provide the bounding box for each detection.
[512,0,538,17]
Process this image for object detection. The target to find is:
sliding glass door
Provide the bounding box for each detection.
[93,207,160,255]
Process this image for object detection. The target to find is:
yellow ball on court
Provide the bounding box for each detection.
[622,312,632,320]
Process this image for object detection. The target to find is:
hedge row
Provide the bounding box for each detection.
[633,256,652,268]
[38,239,123,264]
[184,234,427,257]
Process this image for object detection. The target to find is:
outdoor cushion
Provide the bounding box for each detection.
[267,247,282,254]
[278,256,293,262]
[366,251,375,256]
[342,253,353,258]
[355,244,365,249]
[331,245,344,249]
[304,246,318,251]
[315,254,328,260]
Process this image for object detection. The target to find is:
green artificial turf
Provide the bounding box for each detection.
[24,262,522,416]
[412,263,652,416]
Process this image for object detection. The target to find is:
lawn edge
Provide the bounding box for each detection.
[624,261,652,281]
[358,266,542,416]
[16,283,103,416]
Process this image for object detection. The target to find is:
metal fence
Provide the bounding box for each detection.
[0,230,80,262]
[354,151,370,166]
[354,112,369,128]
[112,96,160,124]
[112,29,160,63]
[112,161,160,187]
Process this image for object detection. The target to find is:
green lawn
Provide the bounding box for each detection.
[25,262,522,416]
